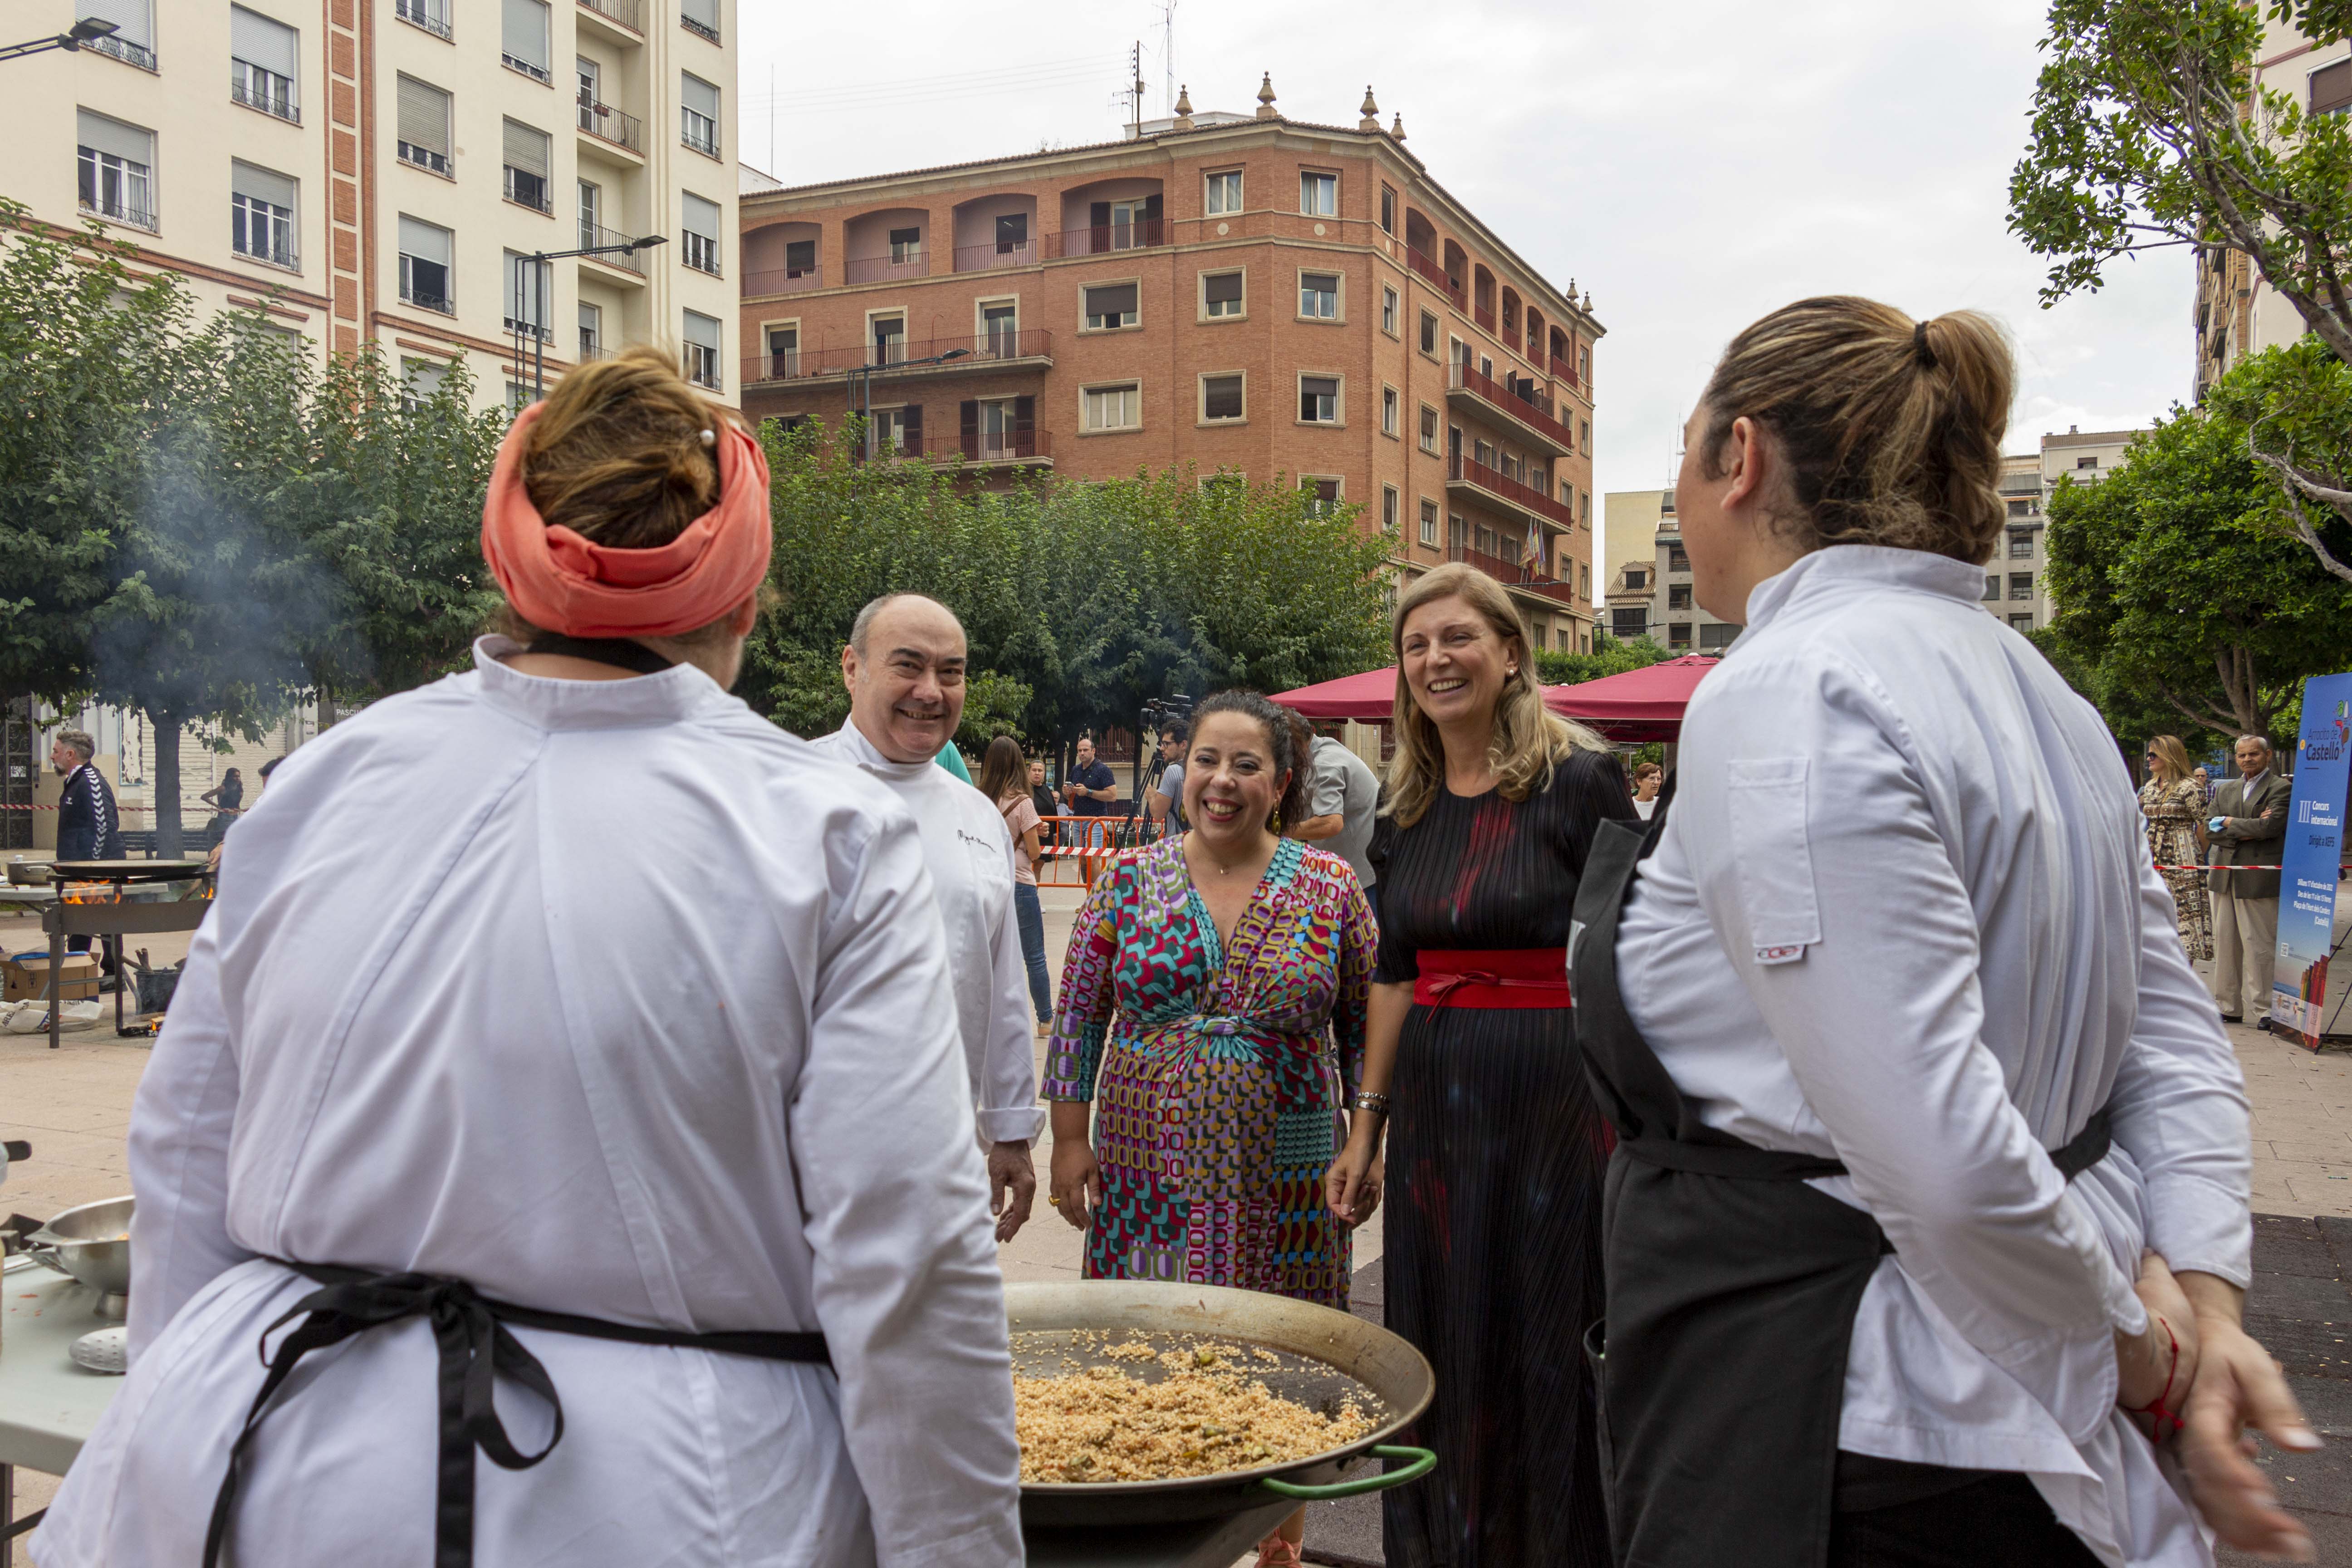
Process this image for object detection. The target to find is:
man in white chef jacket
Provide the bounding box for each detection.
[813,593,1044,1240]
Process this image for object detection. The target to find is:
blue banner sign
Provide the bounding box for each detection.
[2274,672,2352,1049]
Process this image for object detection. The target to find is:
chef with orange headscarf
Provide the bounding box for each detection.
[33,347,1023,1568]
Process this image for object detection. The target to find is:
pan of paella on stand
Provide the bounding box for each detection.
[1007,1280,1437,1529]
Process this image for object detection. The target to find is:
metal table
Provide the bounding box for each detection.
[42,861,212,1047]
[0,1257,1297,1566]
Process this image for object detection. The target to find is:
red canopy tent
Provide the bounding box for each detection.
[1271,655,1720,741]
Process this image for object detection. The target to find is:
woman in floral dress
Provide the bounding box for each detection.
[2141,733,2212,960]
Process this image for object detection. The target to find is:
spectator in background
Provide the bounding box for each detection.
[1294,721,1382,918]
[198,768,244,843]
[51,728,122,963]
[2140,735,2211,963]
[1146,724,1187,839]
[1063,737,1118,817]
[1029,759,1062,823]
[2208,733,2292,1026]
[980,736,1054,1040]
[1629,760,1664,820]
[2192,764,2213,804]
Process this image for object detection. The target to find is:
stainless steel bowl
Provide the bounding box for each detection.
[1006,1280,1435,1528]
[29,1194,133,1297]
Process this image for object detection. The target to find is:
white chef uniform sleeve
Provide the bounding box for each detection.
[977,815,1044,1145]
[1678,653,2143,1435]
[792,812,1023,1568]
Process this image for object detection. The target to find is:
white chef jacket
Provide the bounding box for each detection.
[33,640,1022,1568]
[1617,548,2250,1568]
[808,721,1044,1145]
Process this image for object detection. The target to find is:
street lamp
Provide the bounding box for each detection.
[0,16,117,64]
[510,233,667,403]
[847,347,970,458]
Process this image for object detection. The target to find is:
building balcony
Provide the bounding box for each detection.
[578,221,646,280]
[1549,353,1583,392]
[869,430,1054,470]
[845,251,930,284]
[1447,362,1573,458]
[954,239,1041,273]
[750,328,1054,385]
[395,0,454,39]
[576,95,642,155]
[1405,245,1464,307]
[1447,452,1578,531]
[1045,219,1165,259]
[743,264,823,296]
[1474,304,1497,334]
[1444,544,1578,607]
[577,0,643,40]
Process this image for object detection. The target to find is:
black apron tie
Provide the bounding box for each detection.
[204,1262,830,1568]
[521,634,677,676]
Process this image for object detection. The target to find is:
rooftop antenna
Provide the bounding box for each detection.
[1160,0,1176,115]
[767,61,775,173]
[1127,40,1146,137]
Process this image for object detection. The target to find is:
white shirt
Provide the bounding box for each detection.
[1632,795,1657,821]
[34,641,1023,1568]
[1618,549,2250,1568]
[809,722,1044,1145]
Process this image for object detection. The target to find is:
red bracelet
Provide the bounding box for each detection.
[2123,1316,2184,1442]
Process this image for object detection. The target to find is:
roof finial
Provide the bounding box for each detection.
[1358,85,1379,132]
[1256,71,1279,119]
[1173,84,1194,131]
[1389,110,1406,142]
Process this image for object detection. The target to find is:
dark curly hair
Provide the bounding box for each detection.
[1187,690,1311,833]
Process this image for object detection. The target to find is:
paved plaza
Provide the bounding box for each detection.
[2,890,2347,1563]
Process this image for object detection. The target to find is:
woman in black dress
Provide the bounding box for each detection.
[1327,562,1632,1568]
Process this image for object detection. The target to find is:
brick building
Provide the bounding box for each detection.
[736,78,1604,650]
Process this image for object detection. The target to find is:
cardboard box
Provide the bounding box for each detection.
[3,953,99,1004]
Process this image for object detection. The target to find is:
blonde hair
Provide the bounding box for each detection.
[1696,298,2012,566]
[2147,735,2193,786]
[1382,563,1607,828]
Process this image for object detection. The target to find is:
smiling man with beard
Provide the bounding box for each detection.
[811,593,1044,1240]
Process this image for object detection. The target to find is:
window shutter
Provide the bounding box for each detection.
[502,120,550,177]
[1013,395,1035,430]
[398,215,451,265]
[684,310,720,351]
[682,191,720,238]
[682,74,720,119]
[74,109,152,165]
[1205,272,1241,306]
[231,161,296,210]
[77,0,151,48]
[2315,58,2352,114]
[1142,192,1162,223]
[1090,201,1110,229]
[229,6,298,77]
[1092,283,1138,317]
[961,399,979,436]
[681,0,720,26]
[397,78,450,155]
[902,404,923,447]
[501,0,549,69]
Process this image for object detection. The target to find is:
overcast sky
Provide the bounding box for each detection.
[736,0,2191,535]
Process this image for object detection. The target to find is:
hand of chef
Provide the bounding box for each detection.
[2116,1251,2200,1437]
[1049,1137,1101,1231]
[988,1141,1037,1243]
[2173,1270,2320,1562]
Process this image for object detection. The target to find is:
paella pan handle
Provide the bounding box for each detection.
[1255,1444,1436,1500]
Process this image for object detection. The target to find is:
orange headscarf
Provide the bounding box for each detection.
[478,400,773,640]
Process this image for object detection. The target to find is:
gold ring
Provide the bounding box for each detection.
[1048,1194,1062,1205]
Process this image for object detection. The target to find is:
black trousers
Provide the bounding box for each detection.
[1830,1470,2102,1568]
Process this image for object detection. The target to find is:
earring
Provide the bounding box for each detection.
[1269,808,1283,835]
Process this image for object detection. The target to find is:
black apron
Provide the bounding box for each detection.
[1568,794,2111,1568]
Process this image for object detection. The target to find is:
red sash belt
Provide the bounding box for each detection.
[1413,947,1571,1010]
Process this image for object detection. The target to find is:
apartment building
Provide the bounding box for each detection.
[1643,491,1739,654]
[736,80,1605,651]
[1602,488,1668,643]
[15,0,739,411]
[1986,451,2049,632]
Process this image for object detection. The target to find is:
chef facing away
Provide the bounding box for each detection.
[31,347,1024,1568]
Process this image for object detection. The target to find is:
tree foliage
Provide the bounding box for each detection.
[1534,634,1672,689]
[2039,357,2352,747]
[2010,0,2352,581]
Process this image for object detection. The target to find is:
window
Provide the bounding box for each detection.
[966,396,1030,459]
[681,192,722,274]
[502,119,552,212]
[993,212,1027,254]
[1480,355,1493,381]
[888,225,921,265]
[82,0,156,68]
[1202,270,1243,319]
[1667,544,1690,573]
[1580,492,1591,529]
[229,6,299,121]
[1419,499,1439,547]
[1382,485,1399,533]
[2008,531,2033,559]
[870,314,905,363]
[1983,574,2000,601]
[785,238,817,276]
[2009,612,2035,631]
[1668,583,1692,611]
[1382,387,1398,437]
[981,301,1019,358]
[1300,170,1337,216]
[1667,623,1692,649]
[765,323,799,378]
[1579,417,1592,454]
[1201,373,1244,422]
[396,77,452,174]
[681,0,720,43]
[578,302,602,362]
[1084,282,1139,331]
[401,357,447,410]
[504,252,552,340]
[1448,513,1467,549]
[2009,573,2033,600]
[576,179,600,248]
[397,215,453,311]
[681,73,720,155]
[2314,57,2352,115]
[1299,270,1339,320]
[1381,286,1398,336]
[1301,478,1342,515]
[1083,382,1141,432]
[1202,471,1246,500]
[1379,184,1396,234]
[230,162,297,267]
[1612,608,1648,639]
[2076,455,2097,469]
[395,0,451,39]
[76,110,155,229]
[866,406,915,458]
[1699,624,1739,651]
[1578,346,1591,382]
[1419,405,1438,455]
[1419,310,1437,355]
[1298,375,1340,424]
[1205,170,1242,215]
[1625,568,1648,590]
[683,309,722,389]
[501,0,550,82]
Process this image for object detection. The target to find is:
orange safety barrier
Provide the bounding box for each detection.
[1037,814,1160,887]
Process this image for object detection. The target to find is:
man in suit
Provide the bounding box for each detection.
[2208,733,2293,1025]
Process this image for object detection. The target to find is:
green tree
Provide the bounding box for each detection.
[2040,363,2352,747]
[2009,0,2352,580]
[1534,634,1672,688]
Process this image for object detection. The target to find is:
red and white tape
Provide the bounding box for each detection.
[2154,863,2286,872]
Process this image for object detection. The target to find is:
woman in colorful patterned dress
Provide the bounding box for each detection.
[1044,688,1378,1568]
[2141,733,2213,961]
